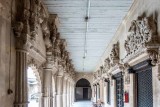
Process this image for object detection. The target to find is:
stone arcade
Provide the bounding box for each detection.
[0,0,160,107]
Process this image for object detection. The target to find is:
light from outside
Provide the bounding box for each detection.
[27,67,39,107]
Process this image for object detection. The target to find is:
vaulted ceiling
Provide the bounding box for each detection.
[44,0,133,72]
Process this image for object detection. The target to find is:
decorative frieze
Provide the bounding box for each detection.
[124,16,160,65]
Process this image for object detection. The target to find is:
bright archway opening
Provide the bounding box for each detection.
[27,67,41,107]
[75,78,92,101]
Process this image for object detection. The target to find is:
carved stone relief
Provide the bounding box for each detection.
[124,16,160,65]
[110,42,119,66]
[93,72,97,80]
[30,0,41,40]
[13,20,32,51]
[104,58,110,71]
[100,66,105,74]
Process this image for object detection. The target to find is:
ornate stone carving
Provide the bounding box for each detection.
[13,22,24,37]
[110,42,119,60]
[39,4,48,24]
[49,16,58,47]
[100,66,105,74]
[124,16,159,65]
[42,22,52,52]
[54,33,61,59]
[60,39,66,59]
[104,58,110,71]
[110,42,119,66]
[97,69,101,77]
[147,49,159,65]
[13,9,32,50]
[30,0,41,40]
[66,59,72,72]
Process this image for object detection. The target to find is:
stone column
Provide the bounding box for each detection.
[63,78,67,107]
[71,83,75,105]
[42,68,52,107]
[14,49,29,107]
[42,51,56,107]
[71,83,73,105]
[50,76,56,107]
[69,82,72,107]
[73,84,75,103]
[56,75,63,107]
[53,92,56,107]
[13,1,31,106]
[67,80,70,107]
[97,84,100,100]
[95,85,97,102]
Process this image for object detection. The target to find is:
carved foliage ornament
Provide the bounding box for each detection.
[124,16,159,65]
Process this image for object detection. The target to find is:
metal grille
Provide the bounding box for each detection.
[137,68,153,107]
[116,77,124,107]
[107,80,110,104]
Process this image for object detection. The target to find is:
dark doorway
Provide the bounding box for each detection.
[137,68,153,107]
[129,60,153,107]
[83,88,88,100]
[113,72,124,107]
[75,78,91,101]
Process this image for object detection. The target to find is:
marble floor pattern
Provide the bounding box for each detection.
[72,101,92,107]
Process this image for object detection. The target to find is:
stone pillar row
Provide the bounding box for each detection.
[14,48,75,107]
[54,75,75,107]
[14,50,75,107]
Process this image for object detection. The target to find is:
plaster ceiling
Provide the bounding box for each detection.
[44,0,133,72]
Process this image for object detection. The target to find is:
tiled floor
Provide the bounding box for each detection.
[72,101,92,107]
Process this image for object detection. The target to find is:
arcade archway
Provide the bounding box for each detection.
[75,78,92,101]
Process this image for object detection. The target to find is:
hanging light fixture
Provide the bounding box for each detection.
[83,0,91,71]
